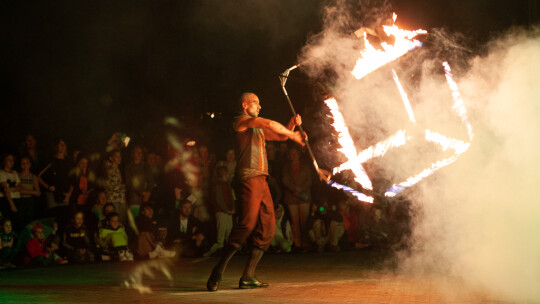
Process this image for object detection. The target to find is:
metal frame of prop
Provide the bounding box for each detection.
[279,66,372,202]
[278,65,321,174]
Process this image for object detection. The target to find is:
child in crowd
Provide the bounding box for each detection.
[0,154,21,228]
[23,224,67,266]
[270,204,293,253]
[308,198,345,252]
[98,212,133,262]
[62,211,95,263]
[135,202,175,259]
[204,165,235,257]
[17,157,40,231]
[92,191,108,222]
[97,203,116,229]
[0,218,16,268]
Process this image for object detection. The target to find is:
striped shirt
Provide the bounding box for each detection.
[234,114,268,180]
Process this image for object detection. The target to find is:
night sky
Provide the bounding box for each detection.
[2,0,537,155]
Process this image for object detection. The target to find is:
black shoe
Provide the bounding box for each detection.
[239,277,269,289]
[206,271,222,291]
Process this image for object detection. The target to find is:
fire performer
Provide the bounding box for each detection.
[207,92,305,291]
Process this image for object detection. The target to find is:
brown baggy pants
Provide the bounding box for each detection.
[228,175,275,251]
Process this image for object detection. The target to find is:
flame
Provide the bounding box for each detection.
[323,15,472,201]
[392,70,416,123]
[325,97,373,191]
[351,14,427,80]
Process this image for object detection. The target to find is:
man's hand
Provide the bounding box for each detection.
[290,131,306,146]
[317,169,332,183]
[289,114,302,127]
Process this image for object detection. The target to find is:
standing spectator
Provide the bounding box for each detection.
[214,148,236,182]
[135,203,175,259]
[62,211,95,263]
[17,157,40,231]
[281,146,312,251]
[146,151,163,190]
[38,139,73,228]
[104,150,127,225]
[69,155,95,208]
[0,154,21,227]
[204,165,235,257]
[124,146,153,218]
[168,199,206,257]
[98,212,133,262]
[0,218,16,268]
[20,134,43,175]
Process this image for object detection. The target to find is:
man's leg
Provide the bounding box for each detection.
[239,178,274,288]
[207,176,264,291]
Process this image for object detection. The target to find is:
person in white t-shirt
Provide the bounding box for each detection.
[0,154,21,223]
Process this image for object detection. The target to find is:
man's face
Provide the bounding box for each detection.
[104,205,115,215]
[141,207,153,219]
[180,203,192,217]
[244,96,261,117]
[97,193,107,205]
[133,147,143,164]
[26,135,36,149]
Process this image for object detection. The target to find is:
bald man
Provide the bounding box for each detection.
[207,92,305,291]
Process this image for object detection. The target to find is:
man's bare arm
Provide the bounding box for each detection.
[234,116,304,145]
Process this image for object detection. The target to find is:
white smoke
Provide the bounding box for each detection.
[300,0,540,301]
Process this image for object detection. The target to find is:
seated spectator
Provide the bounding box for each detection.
[203,165,235,257]
[62,211,95,263]
[308,198,345,252]
[135,202,175,259]
[97,203,116,229]
[168,199,206,257]
[270,204,293,253]
[17,157,41,231]
[23,224,67,266]
[0,154,21,229]
[91,191,108,223]
[98,212,133,262]
[125,146,153,215]
[0,218,16,268]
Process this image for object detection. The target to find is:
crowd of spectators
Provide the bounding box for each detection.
[0,132,412,269]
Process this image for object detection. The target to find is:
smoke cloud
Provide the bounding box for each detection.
[300,0,540,302]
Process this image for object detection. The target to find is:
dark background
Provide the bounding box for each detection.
[1,0,538,156]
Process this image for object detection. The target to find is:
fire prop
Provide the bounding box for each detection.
[281,13,473,203]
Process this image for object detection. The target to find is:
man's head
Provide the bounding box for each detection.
[240,92,261,118]
[179,199,192,218]
[140,202,154,219]
[132,146,144,164]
